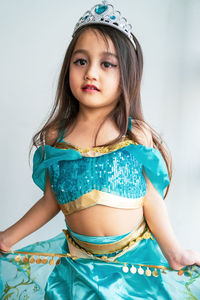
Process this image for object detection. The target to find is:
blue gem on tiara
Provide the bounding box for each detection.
[95,5,108,15]
[110,15,116,20]
[84,15,89,20]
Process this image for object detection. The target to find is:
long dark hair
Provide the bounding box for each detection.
[30,24,172,199]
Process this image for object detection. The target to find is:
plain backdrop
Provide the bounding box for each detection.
[0,0,200,251]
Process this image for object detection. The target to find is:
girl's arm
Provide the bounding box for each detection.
[0,128,61,252]
[0,171,60,252]
[143,172,200,270]
[133,119,200,270]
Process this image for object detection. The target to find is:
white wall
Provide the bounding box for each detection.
[0,0,199,251]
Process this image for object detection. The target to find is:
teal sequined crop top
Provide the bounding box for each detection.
[32,117,170,215]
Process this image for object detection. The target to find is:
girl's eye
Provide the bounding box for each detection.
[102,61,117,68]
[73,59,117,68]
[73,59,87,66]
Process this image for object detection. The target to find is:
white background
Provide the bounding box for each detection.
[0,0,200,251]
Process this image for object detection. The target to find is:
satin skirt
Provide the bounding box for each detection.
[0,219,200,300]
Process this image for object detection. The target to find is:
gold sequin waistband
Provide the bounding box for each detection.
[63,218,152,255]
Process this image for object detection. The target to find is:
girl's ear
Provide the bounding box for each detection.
[131,119,153,147]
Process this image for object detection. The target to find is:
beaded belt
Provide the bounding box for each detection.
[63,218,152,256]
[1,219,190,278]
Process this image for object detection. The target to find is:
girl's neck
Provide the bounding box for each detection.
[76,105,115,125]
[64,113,120,149]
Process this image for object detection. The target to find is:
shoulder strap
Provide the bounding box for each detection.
[128,116,132,131]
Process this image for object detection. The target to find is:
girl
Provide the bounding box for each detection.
[0,1,200,299]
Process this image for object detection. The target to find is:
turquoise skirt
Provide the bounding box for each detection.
[0,218,200,299]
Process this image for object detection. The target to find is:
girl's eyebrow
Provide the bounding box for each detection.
[72,49,118,59]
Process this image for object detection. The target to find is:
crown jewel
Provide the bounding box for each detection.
[72,1,136,49]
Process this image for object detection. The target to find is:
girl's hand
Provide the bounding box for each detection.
[169,249,200,270]
[0,231,12,253]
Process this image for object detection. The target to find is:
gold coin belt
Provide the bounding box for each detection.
[1,250,186,278]
[0,227,186,278]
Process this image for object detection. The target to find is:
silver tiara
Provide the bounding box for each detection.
[72,0,136,49]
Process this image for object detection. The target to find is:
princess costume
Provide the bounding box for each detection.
[1,2,200,299]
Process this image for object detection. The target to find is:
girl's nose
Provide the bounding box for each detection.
[84,63,99,81]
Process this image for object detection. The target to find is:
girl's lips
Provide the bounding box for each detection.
[82,85,100,91]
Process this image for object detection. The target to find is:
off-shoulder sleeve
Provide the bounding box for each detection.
[32,145,82,192]
[126,144,170,198]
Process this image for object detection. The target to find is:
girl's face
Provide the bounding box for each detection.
[69,29,121,112]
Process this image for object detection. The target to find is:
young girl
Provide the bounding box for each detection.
[0,1,200,299]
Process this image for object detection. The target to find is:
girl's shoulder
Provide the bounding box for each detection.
[131,119,153,148]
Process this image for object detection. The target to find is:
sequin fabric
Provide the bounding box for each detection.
[48,147,146,205]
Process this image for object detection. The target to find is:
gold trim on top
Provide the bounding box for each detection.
[60,189,144,215]
[55,136,137,155]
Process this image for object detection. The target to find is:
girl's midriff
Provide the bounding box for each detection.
[65,205,143,236]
